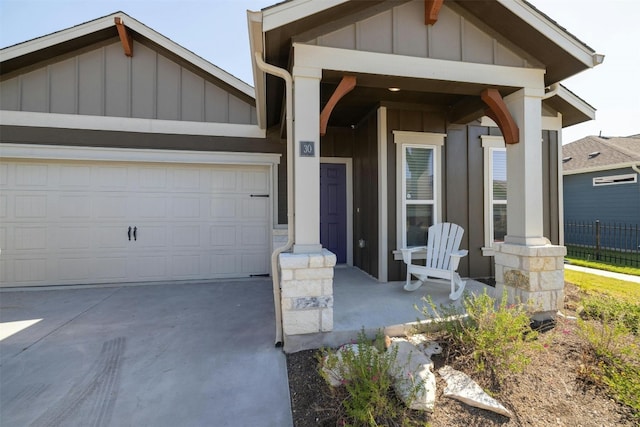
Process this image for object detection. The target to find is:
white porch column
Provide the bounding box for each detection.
[292,65,322,254]
[503,87,548,246]
[495,87,566,321]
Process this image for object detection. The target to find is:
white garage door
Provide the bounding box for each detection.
[0,159,272,287]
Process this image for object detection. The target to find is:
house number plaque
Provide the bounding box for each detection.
[299,140,315,157]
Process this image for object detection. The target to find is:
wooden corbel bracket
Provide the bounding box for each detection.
[114,17,133,57]
[425,0,444,25]
[481,88,519,144]
[320,76,356,136]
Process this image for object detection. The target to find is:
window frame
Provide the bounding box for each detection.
[393,131,445,250]
[481,135,506,256]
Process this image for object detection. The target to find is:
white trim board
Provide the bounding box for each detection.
[377,107,388,282]
[0,110,265,139]
[293,43,545,90]
[0,143,281,166]
[262,0,349,32]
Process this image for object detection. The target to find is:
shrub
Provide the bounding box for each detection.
[577,299,640,418]
[421,290,538,384]
[318,330,425,427]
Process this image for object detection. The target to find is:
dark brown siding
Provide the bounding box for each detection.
[385,108,447,281]
[353,114,378,277]
[542,130,560,245]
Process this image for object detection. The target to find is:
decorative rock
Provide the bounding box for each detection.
[438,366,512,417]
[389,340,437,412]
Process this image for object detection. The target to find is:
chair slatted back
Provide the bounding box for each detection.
[425,223,464,270]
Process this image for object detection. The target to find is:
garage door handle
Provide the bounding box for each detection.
[133,226,137,241]
[128,226,132,241]
[250,194,269,198]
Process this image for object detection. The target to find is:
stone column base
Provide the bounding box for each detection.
[279,249,336,336]
[494,243,566,321]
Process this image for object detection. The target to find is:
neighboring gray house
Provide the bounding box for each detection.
[563,135,640,224]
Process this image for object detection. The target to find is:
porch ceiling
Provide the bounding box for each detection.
[320,71,519,128]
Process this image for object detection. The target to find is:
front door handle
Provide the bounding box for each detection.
[128,226,132,241]
[133,226,137,241]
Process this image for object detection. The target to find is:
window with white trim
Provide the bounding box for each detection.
[393,131,444,248]
[482,135,507,254]
[593,173,637,186]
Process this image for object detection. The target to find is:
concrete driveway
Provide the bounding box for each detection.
[0,279,293,427]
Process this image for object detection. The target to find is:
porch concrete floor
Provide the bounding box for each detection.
[284,266,493,352]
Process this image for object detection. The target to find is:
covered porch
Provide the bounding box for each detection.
[283,266,492,353]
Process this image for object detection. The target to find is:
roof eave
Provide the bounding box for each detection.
[262,0,350,32]
[248,11,268,130]
[497,0,603,70]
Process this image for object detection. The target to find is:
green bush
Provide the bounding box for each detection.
[421,290,538,383]
[580,295,640,335]
[578,301,640,418]
[318,330,425,427]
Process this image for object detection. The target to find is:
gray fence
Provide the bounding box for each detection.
[564,220,640,268]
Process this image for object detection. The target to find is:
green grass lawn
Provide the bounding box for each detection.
[564,269,640,304]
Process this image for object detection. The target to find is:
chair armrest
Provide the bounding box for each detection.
[450,249,468,259]
[400,246,427,264]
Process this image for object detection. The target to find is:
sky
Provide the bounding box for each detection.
[1,0,638,143]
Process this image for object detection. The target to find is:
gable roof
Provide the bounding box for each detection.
[250,0,601,130]
[563,135,640,174]
[0,11,255,103]
[260,0,602,85]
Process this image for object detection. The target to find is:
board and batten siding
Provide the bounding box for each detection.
[384,109,561,281]
[0,39,257,125]
[305,0,540,69]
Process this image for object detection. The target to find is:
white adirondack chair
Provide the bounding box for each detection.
[400,222,468,300]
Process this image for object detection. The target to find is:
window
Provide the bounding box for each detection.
[593,173,637,186]
[482,135,506,255]
[393,131,444,249]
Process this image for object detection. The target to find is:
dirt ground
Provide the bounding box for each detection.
[286,283,637,426]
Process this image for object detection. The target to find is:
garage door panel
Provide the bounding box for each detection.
[14,226,47,250]
[92,257,128,280]
[173,225,201,247]
[58,226,92,250]
[95,166,128,189]
[135,225,167,247]
[241,225,269,247]
[138,167,167,189]
[135,196,168,219]
[96,225,131,249]
[242,170,269,192]
[59,165,91,187]
[13,258,48,283]
[210,198,236,219]
[209,225,238,247]
[15,164,49,187]
[94,196,130,219]
[242,198,269,219]
[1,159,271,286]
[171,254,201,278]
[241,252,269,275]
[172,197,200,218]
[59,195,92,218]
[172,168,201,190]
[59,257,92,281]
[136,256,168,279]
[211,170,237,192]
[210,253,240,276]
[15,194,48,218]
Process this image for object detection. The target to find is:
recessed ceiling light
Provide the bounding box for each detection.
[388,87,401,92]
